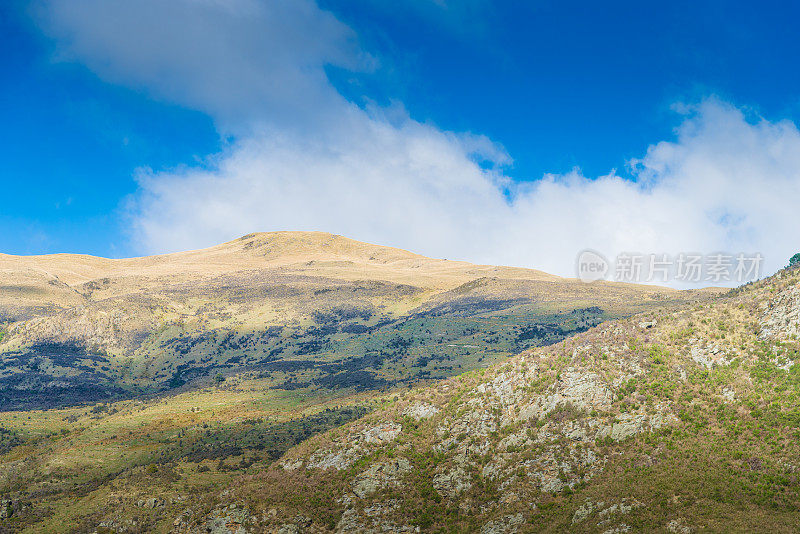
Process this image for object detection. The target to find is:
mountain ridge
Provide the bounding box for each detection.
[0,232,718,413]
[187,264,800,533]
[0,234,781,533]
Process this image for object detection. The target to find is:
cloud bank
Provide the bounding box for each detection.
[38,0,800,286]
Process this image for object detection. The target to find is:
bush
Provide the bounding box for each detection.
[790,253,800,267]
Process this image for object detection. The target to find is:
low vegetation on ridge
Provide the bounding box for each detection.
[0,233,756,532]
[0,232,704,412]
[162,264,798,532]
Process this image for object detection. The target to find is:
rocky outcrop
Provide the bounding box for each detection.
[302,421,403,471]
[432,462,473,498]
[362,422,402,444]
[480,513,523,534]
[402,402,439,420]
[689,341,733,369]
[599,408,678,442]
[760,282,800,340]
[336,497,418,533]
[666,518,694,533]
[353,458,411,498]
[202,505,251,534]
[517,369,613,421]
[572,499,643,532]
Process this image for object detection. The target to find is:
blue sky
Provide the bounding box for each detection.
[1,0,800,281]
[325,0,800,177]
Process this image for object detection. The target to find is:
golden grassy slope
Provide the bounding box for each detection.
[0,230,694,297]
[0,232,736,532]
[0,232,719,411]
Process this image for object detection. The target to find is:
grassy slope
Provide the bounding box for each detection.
[0,377,385,532]
[160,267,800,533]
[0,233,726,532]
[0,232,710,412]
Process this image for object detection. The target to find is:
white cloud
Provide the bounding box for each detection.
[36,0,370,133]
[130,107,512,258]
[499,100,800,277]
[37,1,800,286]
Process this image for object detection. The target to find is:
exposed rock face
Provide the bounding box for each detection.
[353,458,412,498]
[7,305,139,356]
[306,446,365,471]
[760,282,800,340]
[480,513,523,534]
[517,369,613,421]
[304,421,404,471]
[601,408,678,442]
[433,463,473,498]
[202,505,250,534]
[136,496,165,509]
[519,443,601,493]
[720,387,736,403]
[280,458,303,471]
[336,497,418,533]
[689,341,733,369]
[666,518,694,533]
[572,499,643,532]
[402,402,439,420]
[362,422,402,444]
[572,500,597,523]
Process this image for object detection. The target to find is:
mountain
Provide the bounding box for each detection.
[169,263,798,533]
[0,232,709,411]
[0,232,731,532]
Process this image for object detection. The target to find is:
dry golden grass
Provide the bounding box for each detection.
[0,231,712,301]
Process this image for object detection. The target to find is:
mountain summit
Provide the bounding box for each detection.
[0,232,704,411]
[0,233,728,532]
